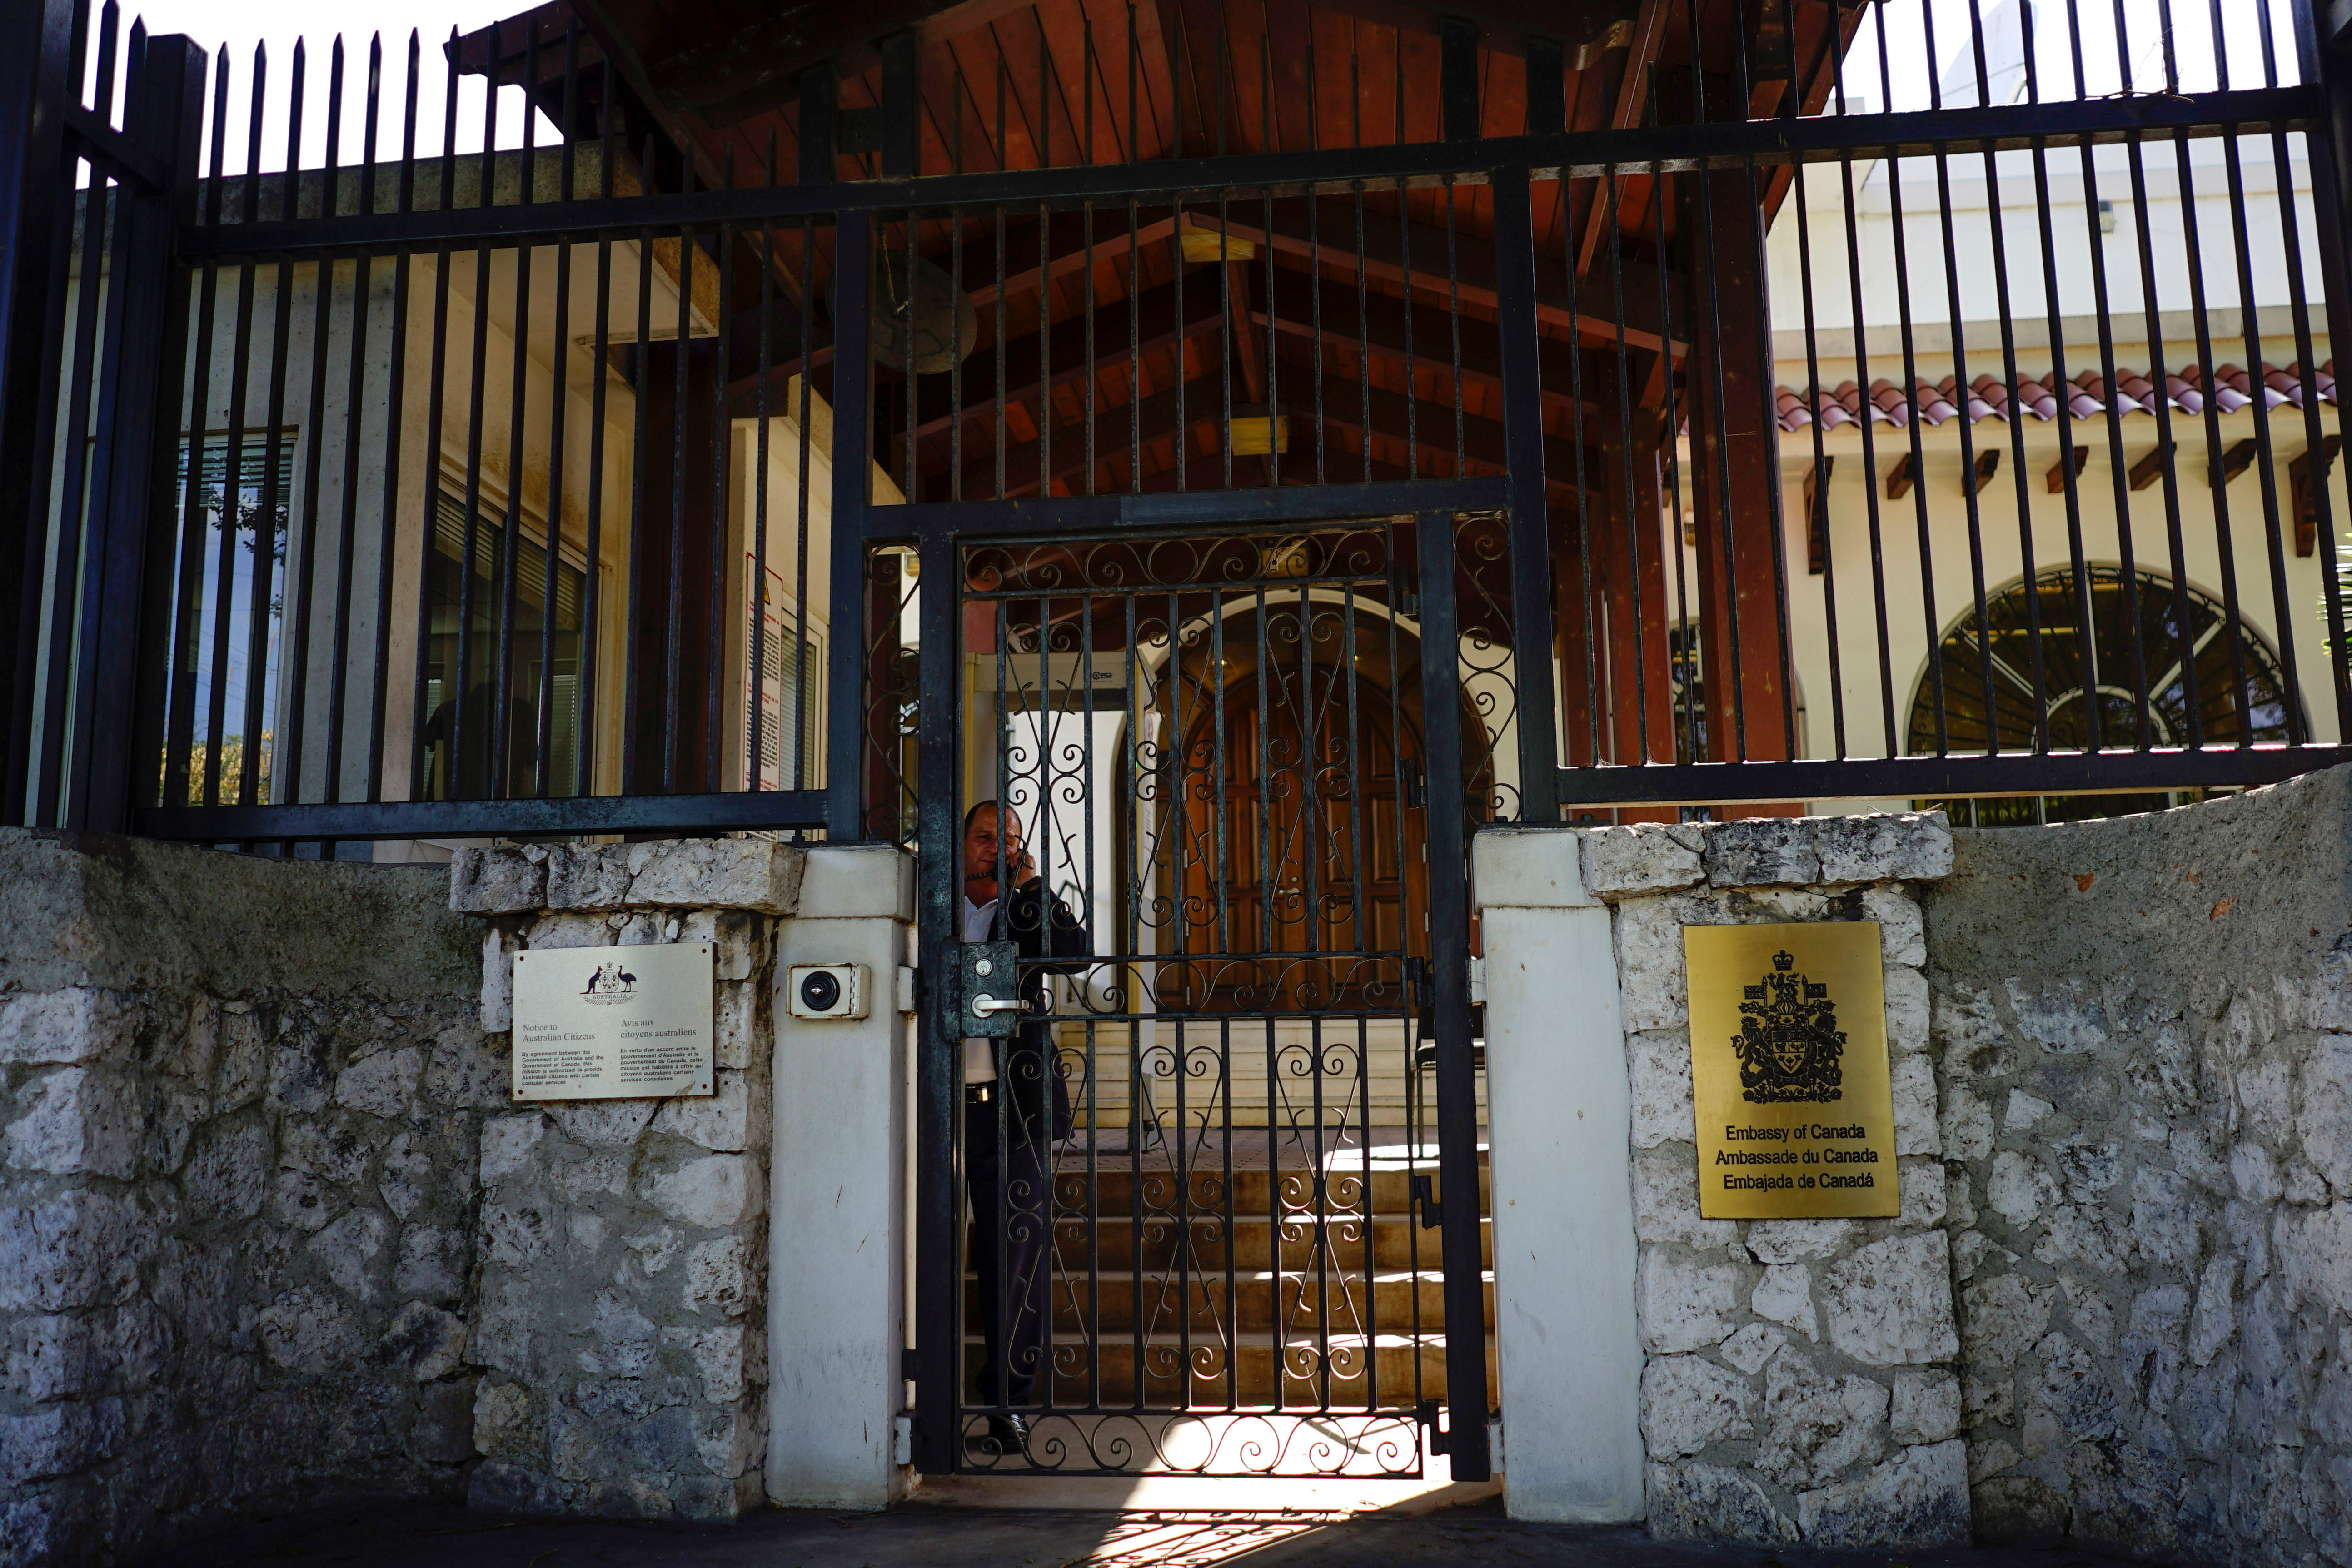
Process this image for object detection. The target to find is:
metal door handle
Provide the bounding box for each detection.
[971,996,1026,1017]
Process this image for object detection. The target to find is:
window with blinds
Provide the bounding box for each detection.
[748,597,819,793]
[421,492,586,801]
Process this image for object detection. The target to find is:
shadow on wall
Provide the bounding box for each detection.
[1923,766,2352,1565]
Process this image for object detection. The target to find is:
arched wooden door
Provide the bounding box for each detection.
[1148,598,1483,1015]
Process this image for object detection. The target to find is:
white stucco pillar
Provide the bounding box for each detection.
[765,845,916,1508]
[1473,826,1644,1522]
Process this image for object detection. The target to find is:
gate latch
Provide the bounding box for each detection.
[1412,1173,1443,1230]
[960,942,1022,1037]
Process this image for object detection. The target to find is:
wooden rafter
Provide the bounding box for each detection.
[1196,196,1682,355]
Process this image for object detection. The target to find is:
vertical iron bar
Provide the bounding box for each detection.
[1927,141,2001,758]
[363,31,417,806]
[2021,97,2107,755]
[1687,160,1753,762]
[826,214,872,839]
[2218,129,2306,741]
[408,41,462,806]
[1872,7,1951,760]
[1787,152,1847,759]
[283,39,343,825]
[912,524,959,1471]
[1833,119,1899,757]
[195,45,266,814]
[2294,0,2352,734]
[619,182,652,792]
[793,217,813,795]
[87,29,204,834]
[534,18,579,797]
[573,107,611,797]
[0,0,76,823]
[325,41,379,819]
[491,23,541,804]
[664,209,690,791]
[1411,506,1487,1482]
[1600,161,1651,763]
[706,173,735,795]
[1560,183,1602,771]
[30,4,116,826]
[1489,168,1560,820]
[2170,128,2257,741]
[2065,40,2157,747]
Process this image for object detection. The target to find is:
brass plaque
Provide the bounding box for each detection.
[1684,922,1899,1219]
[511,943,716,1102]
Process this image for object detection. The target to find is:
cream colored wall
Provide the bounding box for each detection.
[1734,130,2342,814]
[386,244,646,805]
[1766,138,2325,340]
[1665,411,2340,800]
[160,229,931,839]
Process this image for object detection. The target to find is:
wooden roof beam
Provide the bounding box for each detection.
[936,372,1222,499]
[930,343,1604,500]
[642,0,1031,124]
[1287,0,1639,60]
[947,207,1182,310]
[1267,336,1601,484]
[1572,0,1673,278]
[903,273,1226,444]
[1193,196,1682,357]
[1247,263,1611,418]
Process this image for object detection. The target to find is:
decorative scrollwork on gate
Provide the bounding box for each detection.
[1451,511,1521,824]
[957,1411,1422,1478]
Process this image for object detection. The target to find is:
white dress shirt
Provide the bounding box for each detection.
[961,896,999,1084]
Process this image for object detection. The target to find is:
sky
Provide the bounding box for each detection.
[90,0,2307,178]
[90,0,556,174]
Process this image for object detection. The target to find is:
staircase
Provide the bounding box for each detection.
[962,1131,1496,1426]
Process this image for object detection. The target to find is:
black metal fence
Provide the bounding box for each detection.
[3,0,2352,850]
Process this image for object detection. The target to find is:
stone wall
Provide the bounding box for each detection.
[1924,768,2352,1566]
[0,830,498,1567]
[1574,813,1969,1550]
[448,840,799,1523]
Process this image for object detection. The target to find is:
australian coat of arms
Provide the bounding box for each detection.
[1733,950,1845,1103]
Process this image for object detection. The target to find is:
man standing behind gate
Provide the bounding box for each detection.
[961,801,1092,1456]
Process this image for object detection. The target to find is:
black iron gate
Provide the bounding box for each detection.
[6,0,2352,1495]
[911,513,1492,1477]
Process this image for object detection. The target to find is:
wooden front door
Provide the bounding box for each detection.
[1152,599,1449,1015]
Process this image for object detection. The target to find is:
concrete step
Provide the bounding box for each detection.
[959,1331,1500,1409]
[1041,1213,1493,1271]
[964,1269,1497,1334]
[1046,1162,1493,1214]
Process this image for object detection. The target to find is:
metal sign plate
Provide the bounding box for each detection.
[512,942,716,1102]
[1684,922,1899,1220]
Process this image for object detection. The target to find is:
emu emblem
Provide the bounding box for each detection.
[1734,950,1845,1104]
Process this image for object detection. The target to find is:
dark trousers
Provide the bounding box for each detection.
[967,1102,1053,1409]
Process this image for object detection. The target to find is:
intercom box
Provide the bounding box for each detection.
[786,963,870,1020]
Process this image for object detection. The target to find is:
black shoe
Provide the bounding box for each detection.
[984,1414,1030,1457]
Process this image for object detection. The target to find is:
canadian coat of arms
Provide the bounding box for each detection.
[1733,950,1844,1104]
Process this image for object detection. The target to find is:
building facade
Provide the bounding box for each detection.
[4,0,2352,1562]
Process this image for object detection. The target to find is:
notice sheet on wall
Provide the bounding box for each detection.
[511,942,715,1102]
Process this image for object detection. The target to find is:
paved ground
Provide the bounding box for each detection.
[162,1498,2119,1568]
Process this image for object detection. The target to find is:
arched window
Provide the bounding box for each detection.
[1908,567,2296,826]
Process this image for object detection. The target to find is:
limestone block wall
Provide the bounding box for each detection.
[1576,813,1968,1550]
[0,830,497,1568]
[448,841,798,1523]
[1923,767,2352,1567]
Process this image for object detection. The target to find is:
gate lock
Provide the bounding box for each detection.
[959,942,1024,1037]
